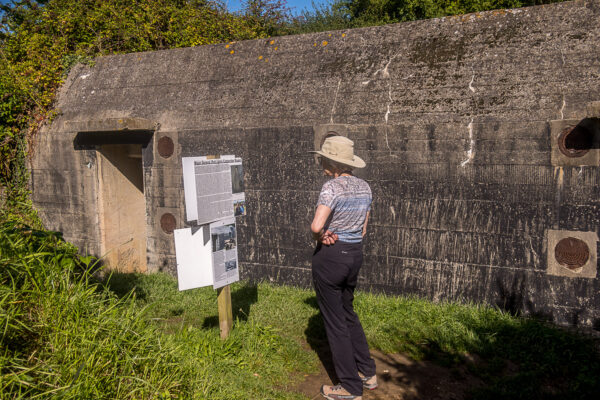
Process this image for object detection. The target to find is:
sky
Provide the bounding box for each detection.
[0,1,320,17]
[224,0,317,15]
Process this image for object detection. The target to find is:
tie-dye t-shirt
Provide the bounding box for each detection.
[317,175,372,243]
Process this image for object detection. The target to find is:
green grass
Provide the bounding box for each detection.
[0,224,312,399]
[2,223,600,399]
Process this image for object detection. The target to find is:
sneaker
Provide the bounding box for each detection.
[358,372,378,390]
[320,384,362,400]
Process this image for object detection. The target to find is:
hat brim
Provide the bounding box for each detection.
[309,150,366,169]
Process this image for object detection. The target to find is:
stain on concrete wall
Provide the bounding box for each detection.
[32,0,600,328]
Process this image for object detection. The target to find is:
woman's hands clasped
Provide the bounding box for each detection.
[318,230,338,245]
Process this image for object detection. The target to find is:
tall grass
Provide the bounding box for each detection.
[0,224,311,399]
[0,223,183,398]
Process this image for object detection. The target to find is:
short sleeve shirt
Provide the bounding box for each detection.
[317,176,372,243]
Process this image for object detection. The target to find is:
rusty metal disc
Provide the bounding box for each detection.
[554,237,589,270]
[157,136,174,159]
[160,213,176,234]
[558,126,592,158]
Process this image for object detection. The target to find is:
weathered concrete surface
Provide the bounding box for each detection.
[32,0,600,328]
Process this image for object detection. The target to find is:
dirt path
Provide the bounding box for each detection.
[295,349,482,400]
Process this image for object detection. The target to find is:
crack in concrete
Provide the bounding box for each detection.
[461,72,477,167]
[460,119,475,167]
[528,236,539,265]
[468,73,475,93]
[384,81,393,124]
[383,82,398,158]
[556,45,567,120]
[374,57,394,79]
[373,55,400,157]
[553,166,564,230]
[329,78,342,124]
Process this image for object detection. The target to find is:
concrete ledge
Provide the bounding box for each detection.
[64,117,158,133]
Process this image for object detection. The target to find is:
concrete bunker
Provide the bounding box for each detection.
[32,0,600,328]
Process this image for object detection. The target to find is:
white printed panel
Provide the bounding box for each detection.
[182,155,236,222]
[210,217,240,289]
[182,157,205,222]
[174,227,213,291]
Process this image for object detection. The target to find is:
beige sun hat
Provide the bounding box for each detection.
[310,135,366,169]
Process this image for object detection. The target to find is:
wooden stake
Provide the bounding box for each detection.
[217,285,233,339]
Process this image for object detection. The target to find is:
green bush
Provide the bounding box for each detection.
[287,0,565,34]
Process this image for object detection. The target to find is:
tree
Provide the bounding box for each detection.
[288,0,566,32]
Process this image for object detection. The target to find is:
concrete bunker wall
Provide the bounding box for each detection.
[32,0,600,327]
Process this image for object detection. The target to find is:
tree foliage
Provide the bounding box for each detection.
[288,0,565,33]
[344,0,563,25]
[0,0,289,224]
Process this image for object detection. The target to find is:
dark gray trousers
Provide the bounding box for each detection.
[312,241,376,396]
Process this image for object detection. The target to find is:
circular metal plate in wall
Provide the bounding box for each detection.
[554,237,590,270]
[160,213,176,234]
[157,136,174,159]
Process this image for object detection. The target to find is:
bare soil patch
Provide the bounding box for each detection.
[295,349,482,400]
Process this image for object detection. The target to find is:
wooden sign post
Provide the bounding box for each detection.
[179,153,241,339]
[207,154,233,339]
[217,285,233,339]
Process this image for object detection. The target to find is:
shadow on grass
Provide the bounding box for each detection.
[100,271,150,301]
[102,274,258,331]
[202,284,259,329]
[303,296,339,385]
[302,293,600,400]
[461,317,600,400]
[402,316,600,400]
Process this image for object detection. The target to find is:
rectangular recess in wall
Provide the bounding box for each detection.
[550,118,600,167]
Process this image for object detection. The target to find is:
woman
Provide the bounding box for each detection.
[310,135,377,400]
